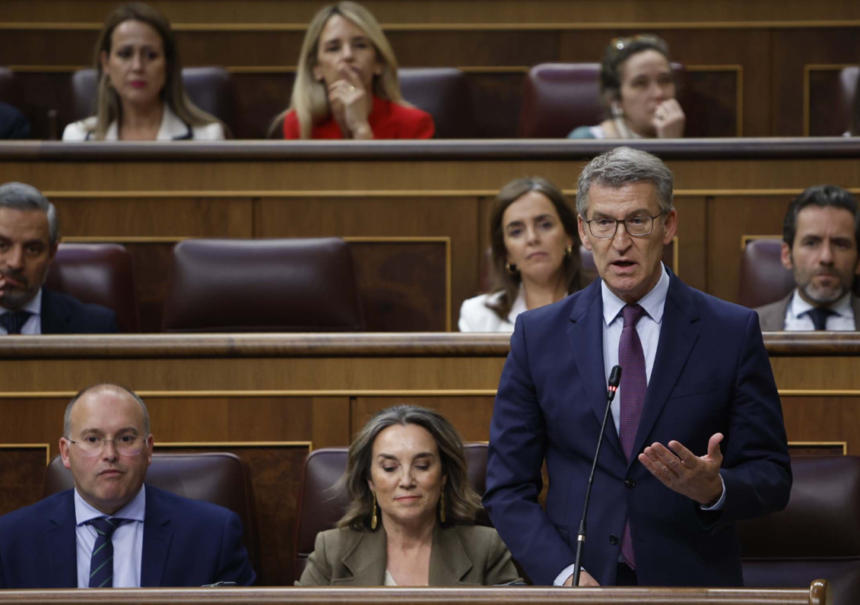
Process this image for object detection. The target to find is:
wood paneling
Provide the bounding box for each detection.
[353,397,496,442]
[808,66,853,137]
[0,446,49,517]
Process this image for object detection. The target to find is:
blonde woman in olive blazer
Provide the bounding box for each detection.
[296,405,521,587]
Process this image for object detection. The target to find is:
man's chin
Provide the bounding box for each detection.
[802,285,846,305]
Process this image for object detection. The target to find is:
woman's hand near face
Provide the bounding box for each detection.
[652,98,685,138]
[328,65,373,139]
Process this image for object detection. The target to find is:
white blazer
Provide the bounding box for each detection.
[62,105,224,141]
[458,289,527,333]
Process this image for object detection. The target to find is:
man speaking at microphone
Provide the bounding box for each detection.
[484,147,791,588]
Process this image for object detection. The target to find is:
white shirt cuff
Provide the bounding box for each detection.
[553,563,577,586]
[700,474,726,510]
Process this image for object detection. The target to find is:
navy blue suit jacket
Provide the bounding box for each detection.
[40,289,119,335]
[0,486,256,588]
[484,272,791,587]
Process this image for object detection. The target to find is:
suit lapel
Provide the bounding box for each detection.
[567,280,624,455]
[45,491,78,588]
[629,274,701,466]
[141,487,173,587]
[852,294,860,327]
[429,525,472,585]
[39,289,72,335]
[339,527,386,585]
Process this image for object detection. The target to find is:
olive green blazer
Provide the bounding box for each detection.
[296,524,521,586]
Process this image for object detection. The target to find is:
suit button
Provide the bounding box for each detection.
[609,534,619,545]
[625,479,635,489]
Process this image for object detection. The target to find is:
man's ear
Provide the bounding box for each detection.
[662,209,678,245]
[59,437,72,470]
[780,241,794,271]
[578,216,593,252]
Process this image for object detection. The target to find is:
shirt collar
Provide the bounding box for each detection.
[601,263,670,326]
[0,288,42,316]
[74,484,146,525]
[788,288,853,319]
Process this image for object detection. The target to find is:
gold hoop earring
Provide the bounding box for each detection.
[371,492,378,529]
[565,245,573,257]
[439,491,446,523]
[505,262,518,275]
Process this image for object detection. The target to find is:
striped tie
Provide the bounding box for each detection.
[87,517,124,588]
[618,304,647,570]
[0,311,32,335]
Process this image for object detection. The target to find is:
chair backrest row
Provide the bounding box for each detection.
[48,239,365,333]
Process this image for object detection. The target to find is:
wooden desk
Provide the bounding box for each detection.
[0,333,857,584]
[2,139,860,330]
[0,584,831,605]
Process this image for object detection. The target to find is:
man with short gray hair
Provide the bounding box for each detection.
[486,147,791,588]
[0,182,117,334]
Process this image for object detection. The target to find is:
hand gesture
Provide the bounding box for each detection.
[638,433,724,505]
[652,99,685,138]
[563,569,600,587]
[328,65,373,139]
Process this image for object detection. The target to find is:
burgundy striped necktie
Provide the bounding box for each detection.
[618,303,647,569]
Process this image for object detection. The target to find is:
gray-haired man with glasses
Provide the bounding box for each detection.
[485,147,790,588]
[0,384,256,588]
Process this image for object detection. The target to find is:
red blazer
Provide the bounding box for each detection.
[283,96,435,140]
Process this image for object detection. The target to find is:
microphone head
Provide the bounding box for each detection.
[609,365,622,388]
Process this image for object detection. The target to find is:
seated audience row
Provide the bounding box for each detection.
[461,178,860,333]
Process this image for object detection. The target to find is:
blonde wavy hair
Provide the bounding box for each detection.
[279,1,406,139]
[89,2,225,140]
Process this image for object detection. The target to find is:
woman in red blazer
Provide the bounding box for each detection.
[280,2,434,140]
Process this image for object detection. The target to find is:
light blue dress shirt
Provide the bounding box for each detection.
[0,288,42,335]
[74,485,146,588]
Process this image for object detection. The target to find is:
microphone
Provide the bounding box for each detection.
[572,365,622,587]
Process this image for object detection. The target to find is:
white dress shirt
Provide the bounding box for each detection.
[782,289,856,331]
[75,486,146,588]
[0,288,42,335]
[554,265,723,586]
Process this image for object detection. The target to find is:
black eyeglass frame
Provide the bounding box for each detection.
[582,211,666,239]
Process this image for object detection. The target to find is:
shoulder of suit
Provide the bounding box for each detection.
[62,117,97,141]
[43,288,115,319]
[145,484,233,521]
[316,526,364,549]
[459,291,507,331]
[191,121,226,140]
[0,489,71,526]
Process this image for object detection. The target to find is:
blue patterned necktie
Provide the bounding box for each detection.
[87,517,126,588]
[0,311,32,335]
[618,304,647,569]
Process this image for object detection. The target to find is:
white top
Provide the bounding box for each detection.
[0,288,42,335]
[458,289,527,332]
[783,289,856,331]
[74,486,146,588]
[383,569,398,586]
[62,105,224,141]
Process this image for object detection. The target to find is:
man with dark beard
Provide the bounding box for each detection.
[0,182,117,335]
[756,185,860,331]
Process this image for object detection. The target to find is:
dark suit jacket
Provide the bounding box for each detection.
[484,272,792,587]
[40,288,119,334]
[297,524,521,586]
[755,291,860,331]
[0,486,256,588]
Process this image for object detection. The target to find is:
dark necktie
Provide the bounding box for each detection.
[804,307,835,331]
[618,304,647,569]
[88,517,125,588]
[0,311,32,335]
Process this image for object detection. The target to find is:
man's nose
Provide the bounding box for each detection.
[819,243,835,265]
[101,440,119,460]
[5,246,24,269]
[611,221,632,249]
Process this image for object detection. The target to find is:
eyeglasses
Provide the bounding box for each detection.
[583,212,665,239]
[69,435,146,457]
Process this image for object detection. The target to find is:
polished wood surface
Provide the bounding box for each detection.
[0,584,829,605]
[2,139,860,325]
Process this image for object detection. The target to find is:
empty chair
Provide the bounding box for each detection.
[293,443,489,580]
[737,238,796,309]
[517,62,686,138]
[44,243,139,333]
[70,67,235,133]
[399,68,477,138]
[739,455,860,604]
[161,238,364,332]
[44,452,260,576]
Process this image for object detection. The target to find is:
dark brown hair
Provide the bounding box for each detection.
[600,34,671,104]
[487,176,582,321]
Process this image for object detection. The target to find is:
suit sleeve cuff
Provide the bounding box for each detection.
[553,563,577,586]
[700,474,726,511]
